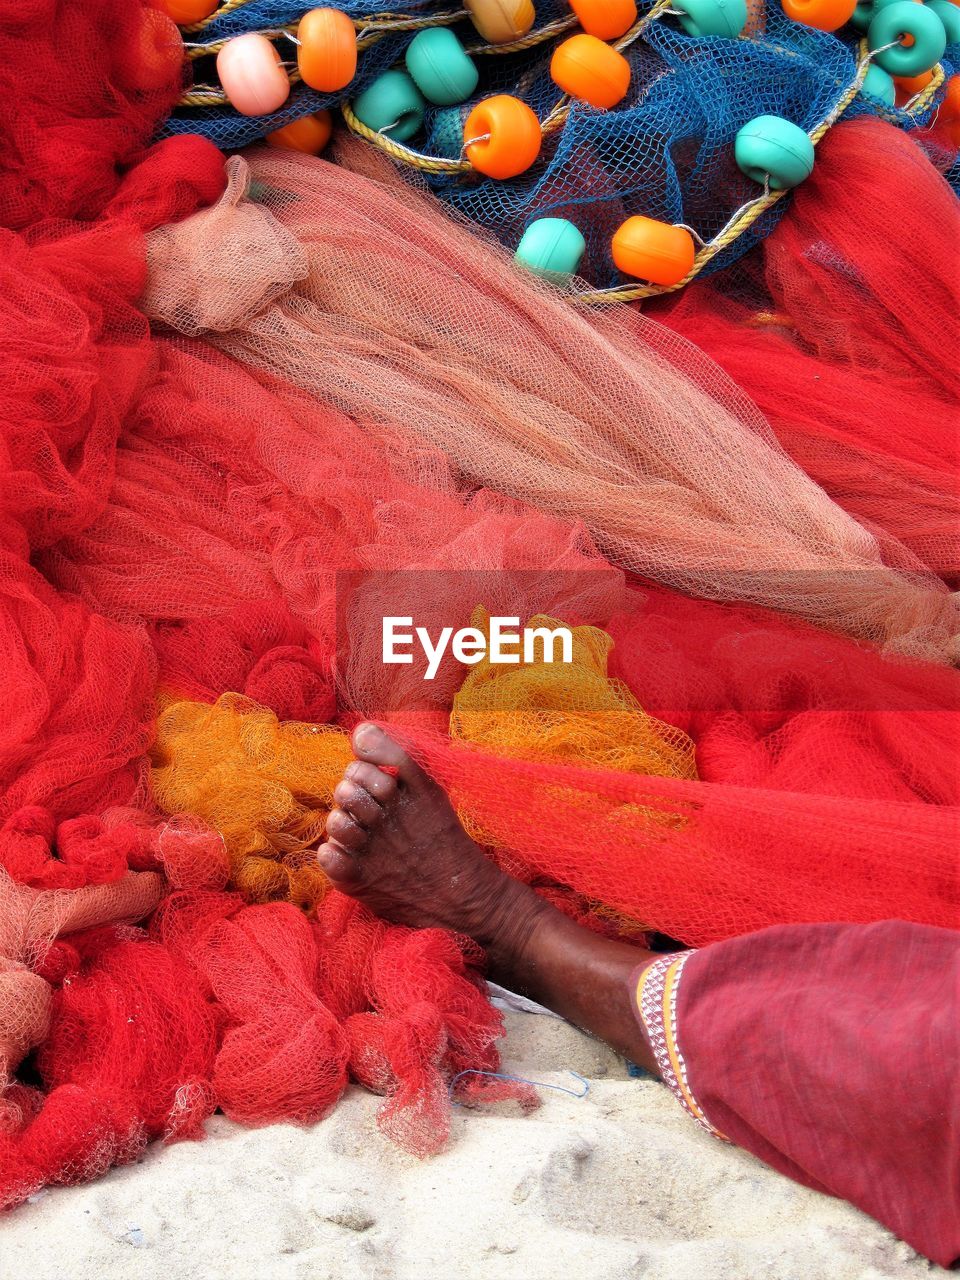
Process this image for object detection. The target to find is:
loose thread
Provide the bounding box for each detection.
[449,1068,590,1102]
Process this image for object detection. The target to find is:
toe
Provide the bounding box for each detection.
[317,840,362,885]
[325,806,367,850]
[351,723,430,790]
[333,779,383,828]
[344,759,398,802]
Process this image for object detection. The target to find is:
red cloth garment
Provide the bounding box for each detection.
[633,921,960,1267]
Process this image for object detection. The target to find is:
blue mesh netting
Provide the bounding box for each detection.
[162,2,957,286]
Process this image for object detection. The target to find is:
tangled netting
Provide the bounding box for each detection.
[0,0,957,1212]
[143,138,960,659]
[152,695,350,911]
[163,2,957,285]
[450,607,697,782]
[655,116,960,583]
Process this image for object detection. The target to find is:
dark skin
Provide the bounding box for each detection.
[318,723,660,1077]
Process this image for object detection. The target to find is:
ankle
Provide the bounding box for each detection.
[478,877,557,984]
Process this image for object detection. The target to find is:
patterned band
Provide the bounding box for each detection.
[635,952,728,1142]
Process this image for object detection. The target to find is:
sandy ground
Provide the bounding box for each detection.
[0,1009,939,1280]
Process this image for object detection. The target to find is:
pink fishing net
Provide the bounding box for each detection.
[139,142,960,661]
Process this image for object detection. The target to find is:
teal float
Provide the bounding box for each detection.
[514,218,587,281]
[734,115,815,189]
[353,70,426,142]
[405,29,480,106]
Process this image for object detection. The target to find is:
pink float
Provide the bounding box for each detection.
[216,33,290,117]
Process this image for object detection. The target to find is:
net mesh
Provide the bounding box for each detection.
[141,140,959,659]
[450,606,697,781]
[0,0,957,1213]
[152,693,351,911]
[656,115,960,582]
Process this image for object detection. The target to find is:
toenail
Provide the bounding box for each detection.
[353,723,383,753]
[334,780,356,806]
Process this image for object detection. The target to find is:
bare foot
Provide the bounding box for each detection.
[318,724,547,969]
[320,724,659,1073]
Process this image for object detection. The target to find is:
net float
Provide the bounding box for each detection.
[266,110,334,153]
[149,0,218,24]
[515,218,587,281]
[612,216,696,285]
[297,8,357,94]
[464,95,542,178]
[550,34,631,109]
[868,2,947,77]
[735,114,815,189]
[353,70,426,142]
[464,0,536,44]
[217,34,290,116]
[567,0,638,39]
[405,29,479,105]
[672,0,749,37]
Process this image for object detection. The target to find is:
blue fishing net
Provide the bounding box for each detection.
[162,2,956,286]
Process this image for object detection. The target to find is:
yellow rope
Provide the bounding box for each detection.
[184,8,467,60]
[181,8,572,84]
[179,8,585,110]
[183,0,255,33]
[180,1,572,49]
[185,27,289,60]
[181,66,303,105]
[341,100,472,171]
[467,14,578,55]
[900,62,946,114]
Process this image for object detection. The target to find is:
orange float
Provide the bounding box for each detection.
[464,95,542,178]
[781,0,857,32]
[149,0,218,24]
[297,8,357,93]
[612,216,696,286]
[465,0,536,44]
[550,34,631,109]
[893,68,934,97]
[266,110,334,154]
[568,0,638,39]
[939,75,960,147]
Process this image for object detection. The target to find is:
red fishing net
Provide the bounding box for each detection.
[656,116,960,585]
[0,0,957,1215]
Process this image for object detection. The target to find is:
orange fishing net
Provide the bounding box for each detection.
[152,694,351,912]
[450,607,696,778]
